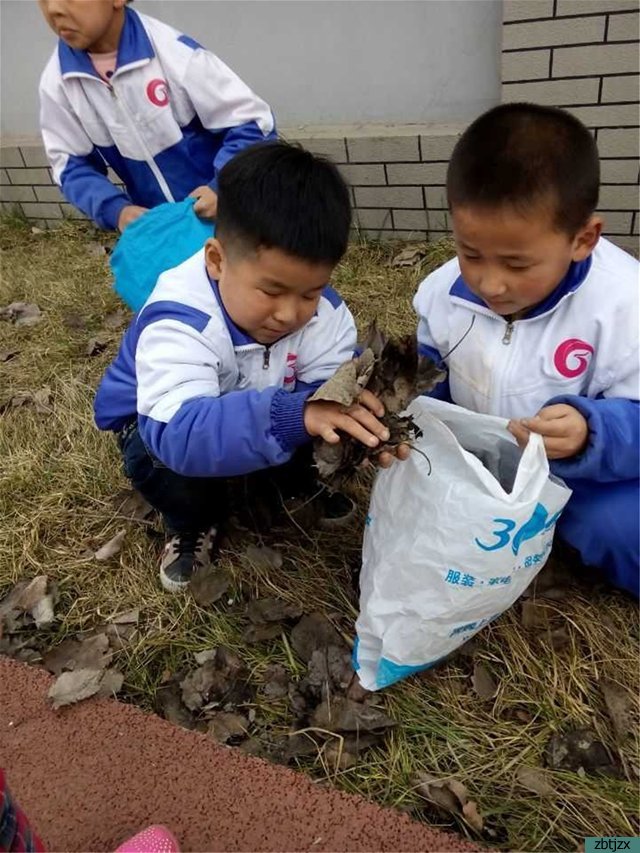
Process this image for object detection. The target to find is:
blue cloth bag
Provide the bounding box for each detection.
[110,198,214,311]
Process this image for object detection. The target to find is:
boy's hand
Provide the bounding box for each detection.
[190,185,218,220]
[305,389,390,448]
[118,205,148,232]
[508,403,589,460]
[377,443,412,468]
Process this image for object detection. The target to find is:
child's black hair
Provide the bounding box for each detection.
[447,103,600,234]
[216,141,351,265]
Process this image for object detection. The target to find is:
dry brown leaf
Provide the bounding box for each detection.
[545,728,616,775]
[156,681,196,730]
[43,633,112,676]
[113,489,153,521]
[97,668,124,698]
[324,742,357,771]
[86,337,109,357]
[262,664,290,699]
[14,576,48,612]
[290,612,345,663]
[94,529,126,561]
[415,773,483,832]
[0,388,52,415]
[472,662,498,700]
[390,244,427,268]
[0,302,43,326]
[516,766,556,797]
[190,566,231,607]
[0,348,19,363]
[48,668,103,709]
[308,349,375,408]
[242,622,283,644]
[600,678,634,741]
[103,309,127,330]
[207,712,249,744]
[242,545,283,572]
[462,800,484,832]
[311,697,395,733]
[31,595,55,628]
[247,598,303,624]
[62,312,86,330]
[33,387,53,414]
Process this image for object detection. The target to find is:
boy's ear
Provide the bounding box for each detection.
[571,214,602,262]
[204,237,225,279]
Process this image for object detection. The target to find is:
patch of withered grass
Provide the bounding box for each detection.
[1,220,638,850]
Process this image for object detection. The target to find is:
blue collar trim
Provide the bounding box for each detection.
[58,7,154,78]
[207,272,258,347]
[449,255,592,319]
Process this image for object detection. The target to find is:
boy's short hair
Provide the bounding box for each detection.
[216,141,351,265]
[447,103,600,234]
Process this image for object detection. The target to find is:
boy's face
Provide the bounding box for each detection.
[38,0,126,51]
[205,238,334,345]
[451,204,601,316]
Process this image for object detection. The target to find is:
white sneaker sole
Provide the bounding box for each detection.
[159,566,192,593]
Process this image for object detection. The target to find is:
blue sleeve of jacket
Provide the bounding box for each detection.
[208,119,278,192]
[138,387,311,478]
[549,395,639,482]
[59,152,132,230]
[418,342,452,402]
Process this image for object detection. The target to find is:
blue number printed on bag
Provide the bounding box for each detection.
[475,502,562,556]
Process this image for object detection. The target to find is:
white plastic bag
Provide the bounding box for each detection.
[354,397,572,691]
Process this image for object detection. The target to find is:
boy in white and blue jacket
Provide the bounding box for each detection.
[414,104,639,597]
[95,142,400,592]
[38,0,276,232]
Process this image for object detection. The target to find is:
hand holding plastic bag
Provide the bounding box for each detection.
[110,198,214,312]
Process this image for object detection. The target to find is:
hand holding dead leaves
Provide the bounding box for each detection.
[304,388,390,449]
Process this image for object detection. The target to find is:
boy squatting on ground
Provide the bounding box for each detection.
[94,142,407,593]
[415,103,639,598]
[38,0,275,232]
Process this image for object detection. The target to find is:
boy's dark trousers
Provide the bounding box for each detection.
[117,421,318,534]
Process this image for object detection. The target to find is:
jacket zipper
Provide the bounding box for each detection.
[108,81,175,203]
[502,319,515,345]
[262,347,271,370]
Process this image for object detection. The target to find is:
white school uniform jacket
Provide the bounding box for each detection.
[413,237,640,485]
[39,7,275,230]
[94,250,357,478]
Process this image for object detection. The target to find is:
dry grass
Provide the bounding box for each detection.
[1,217,638,851]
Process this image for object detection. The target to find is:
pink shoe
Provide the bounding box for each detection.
[115,825,180,853]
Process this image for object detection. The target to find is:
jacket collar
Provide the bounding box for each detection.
[449,255,593,320]
[58,7,154,80]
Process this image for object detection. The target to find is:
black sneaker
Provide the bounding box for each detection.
[159,527,217,593]
[318,489,356,530]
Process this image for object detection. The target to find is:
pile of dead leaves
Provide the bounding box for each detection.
[155,611,395,772]
[0,575,138,709]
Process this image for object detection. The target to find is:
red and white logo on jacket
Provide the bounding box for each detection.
[553,338,594,378]
[146,78,169,107]
[284,353,297,387]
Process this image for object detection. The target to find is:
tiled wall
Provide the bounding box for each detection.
[1,0,638,252]
[502,0,639,254]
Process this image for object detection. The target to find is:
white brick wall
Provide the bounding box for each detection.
[502,0,639,254]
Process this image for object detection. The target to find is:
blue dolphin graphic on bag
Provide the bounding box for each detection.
[476,503,563,555]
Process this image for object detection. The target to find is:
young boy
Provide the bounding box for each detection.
[414,103,639,597]
[38,0,276,231]
[94,142,399,592]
